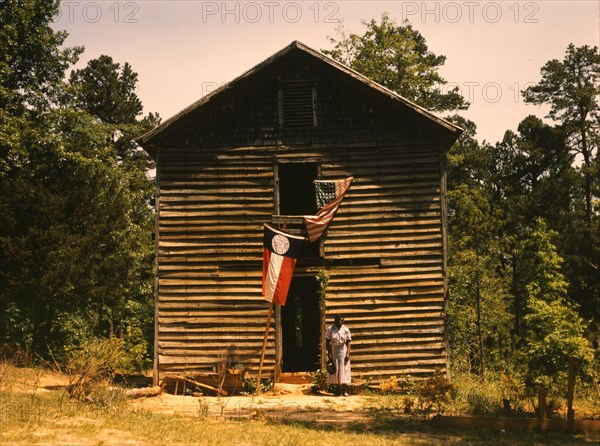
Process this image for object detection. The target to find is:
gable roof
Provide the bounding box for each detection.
[138,40,463,147]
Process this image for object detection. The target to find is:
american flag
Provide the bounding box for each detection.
[304,177,353,242]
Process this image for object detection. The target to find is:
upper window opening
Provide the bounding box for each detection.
[278,163,318,215]
[281,82,316,128]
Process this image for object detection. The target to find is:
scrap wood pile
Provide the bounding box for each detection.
[161,375,231,396]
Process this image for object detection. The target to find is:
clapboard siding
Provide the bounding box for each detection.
[154,143,448,380]
[157,148,270,374]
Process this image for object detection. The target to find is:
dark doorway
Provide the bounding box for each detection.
[281,276,321,372]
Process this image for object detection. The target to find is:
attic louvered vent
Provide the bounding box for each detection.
[280,82,316,128]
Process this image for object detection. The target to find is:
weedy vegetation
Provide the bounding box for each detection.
[1,356,598,446]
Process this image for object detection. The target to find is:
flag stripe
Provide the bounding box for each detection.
[305,194,345,240]
[272,257,297,305]
[304,177,353,242]
[263,250,284,302]
[262,248,273,300]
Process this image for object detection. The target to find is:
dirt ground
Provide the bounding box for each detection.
[14,368,600,428]
[25,369,371,423]
[134,383,368,421]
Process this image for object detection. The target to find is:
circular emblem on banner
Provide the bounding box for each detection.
[272,234,290,255]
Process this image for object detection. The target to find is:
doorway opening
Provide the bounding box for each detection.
[281,276,321,372]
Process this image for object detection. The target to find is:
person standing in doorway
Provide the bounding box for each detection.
[326,314,352,396]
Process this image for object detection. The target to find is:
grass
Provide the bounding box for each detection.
[0,364,598,445]
[1,388,597,445]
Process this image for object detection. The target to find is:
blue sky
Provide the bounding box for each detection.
[54,1,599,144]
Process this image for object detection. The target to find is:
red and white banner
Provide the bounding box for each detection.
[262,224,306,306]
[304,177,353,242]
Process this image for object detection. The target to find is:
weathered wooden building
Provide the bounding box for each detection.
[138,41,462,385]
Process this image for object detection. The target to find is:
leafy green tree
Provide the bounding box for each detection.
[447,185,512,376]
[524,297,594,390]
[0,0,82,176]
[490,117,581,338]
[446,116,489,191]
[492,113,599,347]
[520,219,569,303]
[67,55,160,165]
[521,47,600,337]
[520,219,594,395]
[0,0,83,113]
[324,13,468,112]
[1,146,153,358]
[446,118,512,376]
[0,0,155,365]
[69,55,143,125]
[523,44,600,223]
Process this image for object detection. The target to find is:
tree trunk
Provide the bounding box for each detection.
[580,123,592,224]
[476,288,485,376]
[567,358,576,420]
[538,386,548,419]
[475,265,485,377]
[503,398,512,417]
[512,253,520,339]
[124,385,163,398]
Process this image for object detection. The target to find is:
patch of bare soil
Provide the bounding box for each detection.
[6,368,372,424]
[131,382,370,423]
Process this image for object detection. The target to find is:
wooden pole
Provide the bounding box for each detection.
[257,302,274,386]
